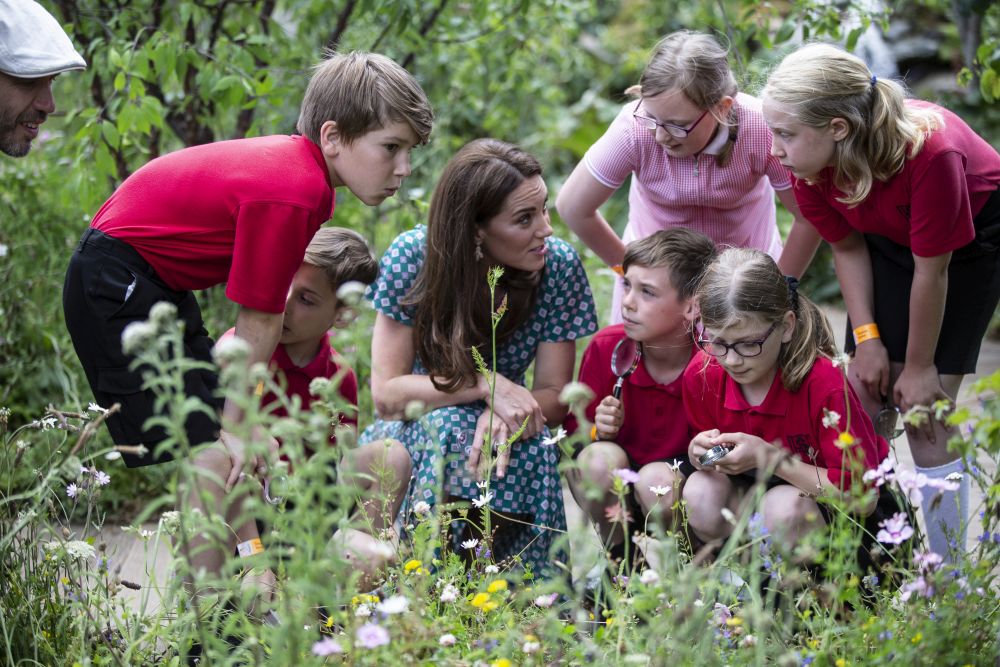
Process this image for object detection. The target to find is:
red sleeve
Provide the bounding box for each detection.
[681,352,718,433]
[909,150,977,256]
[563,338,607,435]
[337,368,359,428]
[227,202,319,313]
[793,177,854,244]
[812,386,887,490]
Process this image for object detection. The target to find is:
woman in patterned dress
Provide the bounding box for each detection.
[362,139,598,576]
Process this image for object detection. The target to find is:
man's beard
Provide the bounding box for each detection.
[0,109,44,157]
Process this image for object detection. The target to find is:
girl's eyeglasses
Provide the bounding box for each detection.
[632,100,710,139]
[696,322,779,358]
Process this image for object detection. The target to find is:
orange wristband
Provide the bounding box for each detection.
[611,265,625,277]
[853,323,880,345]
[237,538,264,558]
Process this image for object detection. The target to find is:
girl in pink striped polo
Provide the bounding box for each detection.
[556,31,820,323]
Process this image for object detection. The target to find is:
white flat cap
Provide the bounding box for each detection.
[0,0,86,78]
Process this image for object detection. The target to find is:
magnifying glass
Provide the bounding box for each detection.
[610,337,642,399]
[263,475,288,505]
[874,397,902,441]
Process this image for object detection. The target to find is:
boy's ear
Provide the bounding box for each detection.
[331,305,358,330]
[682,296,700,324]
[829,117,850,142]
[319,120,341,157]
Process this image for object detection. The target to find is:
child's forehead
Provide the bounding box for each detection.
[293,263,336,295]
[703,314,770,338]
[624,262,676,287]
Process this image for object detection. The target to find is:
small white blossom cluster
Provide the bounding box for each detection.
[66,465,112,499]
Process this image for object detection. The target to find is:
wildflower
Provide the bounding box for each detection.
[604,504,632,524]
[876,512,913,545]
[121,321,156,354]
[412,500,431,516]
[355,604,372,618]
[356,622,390,649]
[863,457,896,487]
[403,559,423,574]
[94,471,111,486]
[404,400,426,420]
[925,476,960,493]
[351,594,378,606]
[440,584,459,603]
[836,432,856,448]
[104,450,122,461]
[614,574,629,587]
[484,564,499,574]
[476,479,490,489]
[148,301,178,328]
[336,280,367,307]
[486,579,508,593]
[895,469,928,505]
[748,512,769,539]
[439,633,457,647]
[821,409,841,430]
[534,592,559,608]
[835,660,846,667]
[712,602,732,626]
[63,540,97,560]
[911,632,923,644]
[542,427,567,446]
[649,485,671,497]
[832,353,851,369]
[558,381,594,408]
[32,416,58,430]
[491,659,512,667]
[87,402,108,415]
[312,637,344,656]
[462,538,480,550]
[639,569,660,585]
[66,483,80,499]
[522,640,541,654]
[613,468,640,485]
[376,595,409,615]
[720,507,737,525]
[913,550,944,573]
[472,492,494,508]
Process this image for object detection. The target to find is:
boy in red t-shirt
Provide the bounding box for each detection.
[222,227,412,592]
[566,228,717,570]
[62,52,431,589]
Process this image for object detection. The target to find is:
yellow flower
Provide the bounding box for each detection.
[725,616,743,627]
[471,592,491,608]
[351,594,378,606]
[482,600,500,612]
[836,432,856,448]
[325,615,335,628]
[525,634,538,642]
[806,638,820,650]
[403,559,423,573]
[836,659,847,667]
[912,632,923,644]
[606,616,614,627]
[487,579,508,594]
[60,577,70,585]
[492,660,512,667]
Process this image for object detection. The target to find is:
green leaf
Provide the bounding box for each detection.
[113,71,126,92]
[101,120,120,149]
[845,26,865,51]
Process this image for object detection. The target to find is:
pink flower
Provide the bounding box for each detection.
[913,550,944,573]
[66,483,80,498]
[876,512,914,545]
[356,622,390,648]
[604,504,632,525]
[613,468,640,485]
[894,469,928,505]
[311,637,344,656]
[712,602,733,626]
[900,576,934,602]
[862,457,896,487]
[533,592,559,608]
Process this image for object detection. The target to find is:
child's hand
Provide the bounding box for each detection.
[689,429,722,470]
[706,432,778,475]
[593,396,623,440]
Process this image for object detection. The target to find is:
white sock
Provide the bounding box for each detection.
[915,458,969,560]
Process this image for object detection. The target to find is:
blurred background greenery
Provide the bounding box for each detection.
[1,0,997,517]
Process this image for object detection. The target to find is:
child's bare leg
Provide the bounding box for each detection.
[339,438,412,534]
[759,484,825,547]
[682,470,741,545]
[567,442,630,546]
[634,463,683,531]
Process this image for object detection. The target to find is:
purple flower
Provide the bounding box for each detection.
[748,512,768,539]
[356,622,390,649]
[613,468,640,485]
[900,576,934,601]
[66,483,80,498]
[312,637,344,656]
[94,471,111,486]
[913,550,943,573]
[876,512,913,545]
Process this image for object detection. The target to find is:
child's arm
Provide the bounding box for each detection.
[775,189,823,279]
[555,164,626,267]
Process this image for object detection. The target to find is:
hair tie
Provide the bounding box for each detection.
[784,275,800,312]
[870,74,877,89]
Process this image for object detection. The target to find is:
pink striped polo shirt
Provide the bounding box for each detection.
[584,92,791,257]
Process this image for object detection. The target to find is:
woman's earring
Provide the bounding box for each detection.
[474,238,484,261]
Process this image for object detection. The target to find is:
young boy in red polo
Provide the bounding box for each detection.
[63,52,432,588]
[566,228,717,570]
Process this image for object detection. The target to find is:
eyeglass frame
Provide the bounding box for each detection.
[696,321,780,358]
[632,99,711,139]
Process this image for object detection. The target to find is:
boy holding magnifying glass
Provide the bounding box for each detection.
[566,228,717,571]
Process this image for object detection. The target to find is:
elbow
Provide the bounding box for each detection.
[554,193,579,231]
[371,385,401,421]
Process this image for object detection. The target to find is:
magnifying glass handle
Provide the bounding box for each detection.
[612,377,624,399]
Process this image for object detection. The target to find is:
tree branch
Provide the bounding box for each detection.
[327,0,358,53]
[401,0,450,70]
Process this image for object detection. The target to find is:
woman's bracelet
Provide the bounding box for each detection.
[237,538,264,558]
[853,323,880,345]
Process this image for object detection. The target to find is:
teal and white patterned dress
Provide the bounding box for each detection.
[361,227,597,576]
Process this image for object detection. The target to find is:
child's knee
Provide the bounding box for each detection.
[761,487,823,536]
[635,464,681,514]
[577,442,628,487]
[682,472,730,536]
[383,439,412,480]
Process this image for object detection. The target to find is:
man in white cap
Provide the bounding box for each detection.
[0,0,86,157]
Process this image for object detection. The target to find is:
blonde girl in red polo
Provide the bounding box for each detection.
[556,30,821,324]
[762,43,1000,559]
[682,248,893,563]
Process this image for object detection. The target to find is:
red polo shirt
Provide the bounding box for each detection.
[92,135,334,313]
[682,352,887,490]
[222,329,357,455]
[794,100,1000,257]
[565,324,694,466]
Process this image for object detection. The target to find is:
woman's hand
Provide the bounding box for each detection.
[852,338,890,404]
[468,409,512,481]
[593,396,623,441]
[482,373,545,440]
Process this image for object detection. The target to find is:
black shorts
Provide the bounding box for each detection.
[844,187,1000,375]
[63,229,223,467]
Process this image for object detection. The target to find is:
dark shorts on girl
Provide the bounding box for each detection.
[63,228,222,467]
[845,187,1000,375]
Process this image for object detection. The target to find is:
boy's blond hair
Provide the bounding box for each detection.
[762,43,942,207]
[297,52,433,147]
[303,227,379,292]
[622,228,717,300]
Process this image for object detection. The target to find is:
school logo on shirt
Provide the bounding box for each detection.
[897,204,911,220]
[786,434,815,462]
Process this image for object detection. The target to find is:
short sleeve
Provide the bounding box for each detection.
[681,352,719,433]
[366,229,426,325]
[582,104,640,189]
[764,153,792,191]
[909,151,976,256]
[563,334,606,434]
[537,238,598,342]
[793,177,854,244]
[227,202,320,312]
